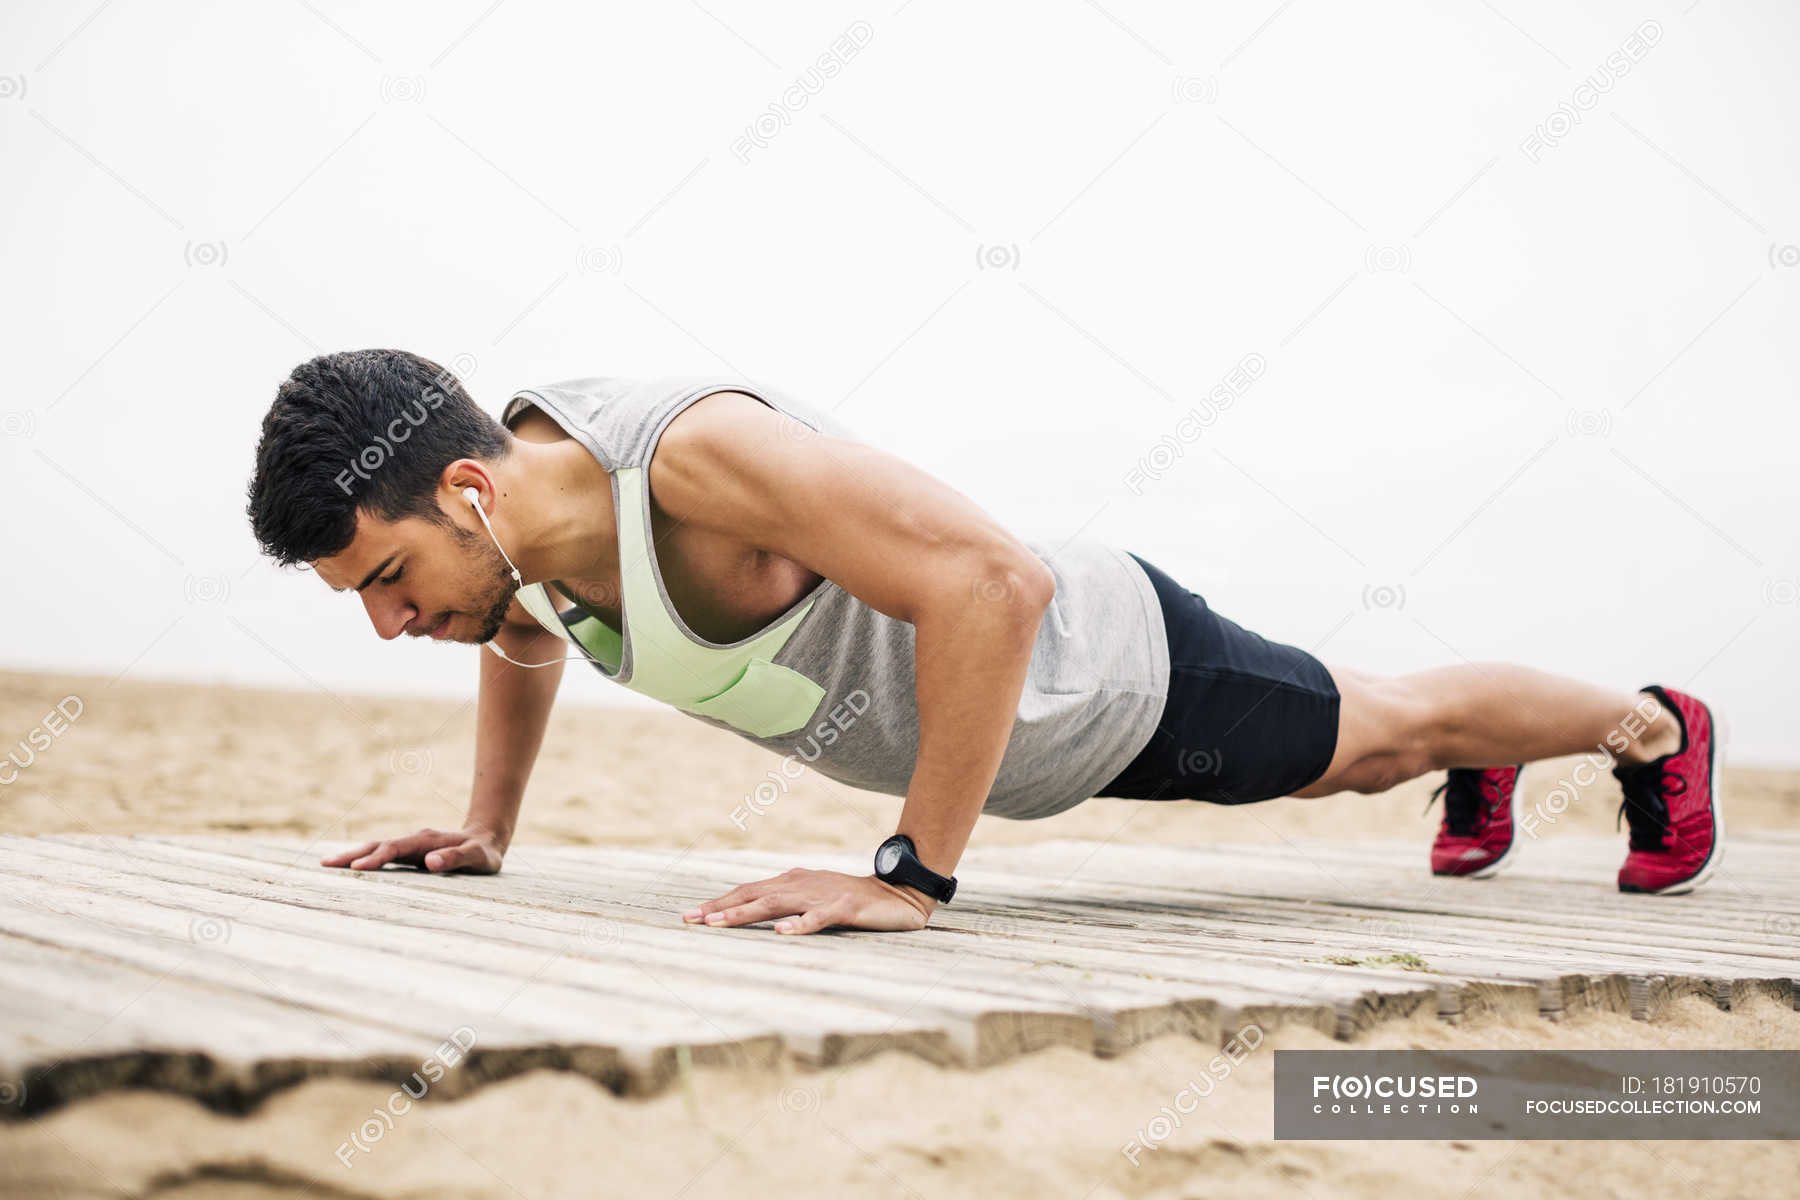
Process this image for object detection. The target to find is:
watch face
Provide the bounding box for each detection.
[876,843,902,874]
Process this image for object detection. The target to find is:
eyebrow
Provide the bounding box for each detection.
[333,553,396,594]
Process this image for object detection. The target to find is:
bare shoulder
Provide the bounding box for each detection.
[650,389,820,494]
[646,389,830,545]
[659,389,794,448]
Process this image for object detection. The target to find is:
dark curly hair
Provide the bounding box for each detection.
[246,349,510,566]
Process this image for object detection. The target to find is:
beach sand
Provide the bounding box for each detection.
[3,669,1797,1197]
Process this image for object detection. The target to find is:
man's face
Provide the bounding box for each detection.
[313,504,516,645]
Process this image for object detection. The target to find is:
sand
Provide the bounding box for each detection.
[3,669,1797,1198]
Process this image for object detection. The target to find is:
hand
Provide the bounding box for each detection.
[321,826,506,874]
[682,868,934,935]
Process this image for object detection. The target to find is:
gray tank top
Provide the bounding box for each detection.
[500,375,1170,821]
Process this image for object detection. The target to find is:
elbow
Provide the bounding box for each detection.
[969,550,1055,618]
[1020,554,1056,611]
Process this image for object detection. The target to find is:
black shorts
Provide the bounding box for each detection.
[1096,553,1341,804]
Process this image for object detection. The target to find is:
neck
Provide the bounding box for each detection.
[485,438,617,586]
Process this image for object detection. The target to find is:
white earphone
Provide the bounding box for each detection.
[462,485,590,670]
[462,485,522,587]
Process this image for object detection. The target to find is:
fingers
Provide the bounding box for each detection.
[682,872,929,936]
[679,869,876,934]
[423,838,500,874]
[335,829,457,872]
[321,841,378,868]
[422,845,464,872]
[774,904,845,935]
[700,893,801,928]
[682,870,793,923]
[348,842,407,871]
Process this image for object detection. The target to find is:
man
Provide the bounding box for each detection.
[246,349,1723,936]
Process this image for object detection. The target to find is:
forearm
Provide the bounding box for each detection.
[896,559,1053,905]
[466,622,565,849]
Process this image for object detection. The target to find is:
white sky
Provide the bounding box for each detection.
[3,0,1797,763]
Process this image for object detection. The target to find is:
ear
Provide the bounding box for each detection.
[441,459,496,511]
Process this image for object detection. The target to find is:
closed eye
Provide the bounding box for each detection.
[382,567,404,585]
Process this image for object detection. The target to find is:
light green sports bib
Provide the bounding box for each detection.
[512,465,828,739]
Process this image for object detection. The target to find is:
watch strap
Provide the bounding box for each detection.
[875,834,957,904]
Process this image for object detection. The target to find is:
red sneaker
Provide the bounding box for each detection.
[1613,685,1724,894]
[1428,765,1523,877]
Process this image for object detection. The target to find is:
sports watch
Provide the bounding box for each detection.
[873,834,957,904]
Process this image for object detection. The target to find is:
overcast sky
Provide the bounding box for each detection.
[4,0,1796,763]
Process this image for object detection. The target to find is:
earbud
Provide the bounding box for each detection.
[461,484,523,587]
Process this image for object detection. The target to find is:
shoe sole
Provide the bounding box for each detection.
[1431,765,1524,880]
[1625,701,1726,896]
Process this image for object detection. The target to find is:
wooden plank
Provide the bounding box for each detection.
[485,840,1800,990]
[0,930,488,1117]
[948,840,1800,934]
[184,833,1763,976]
[132,836,1781,1030]
[122,835,1391,1004]
[1039,837,1800,904]
[118,835,1425,1033]
[1,831,1792,1121]
[8,838,1288,1067]
[0,845,1015,1069]
[197,834,1800,1021]
[134,838,1693,1037]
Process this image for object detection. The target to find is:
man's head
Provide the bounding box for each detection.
[246,349,519,644]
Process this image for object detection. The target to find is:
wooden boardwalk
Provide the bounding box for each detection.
[2,832,1796,1118]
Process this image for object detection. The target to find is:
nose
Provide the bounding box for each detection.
[361,589,417,641]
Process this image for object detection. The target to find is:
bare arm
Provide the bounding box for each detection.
[322,595,564,873]
[901,556,1048,900]
[465,599,566,850]
[657,392,1055,928]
